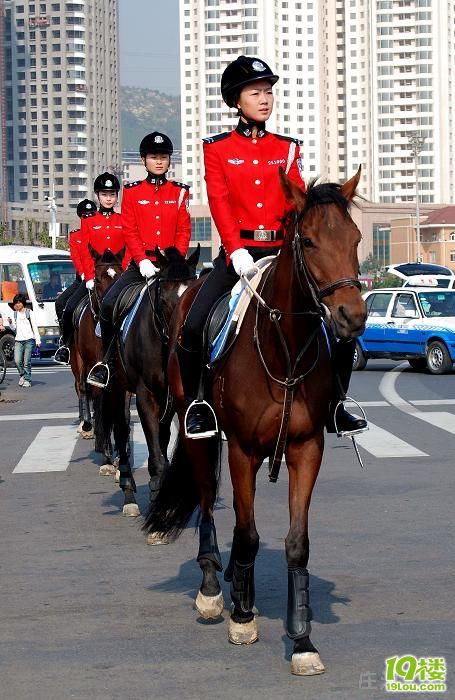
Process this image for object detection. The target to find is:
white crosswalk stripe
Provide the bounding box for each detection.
[13,425,79,473]
[354,421,428,458]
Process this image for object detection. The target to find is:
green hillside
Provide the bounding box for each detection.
[120,86,181,151]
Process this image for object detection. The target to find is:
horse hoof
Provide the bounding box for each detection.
[77,421,84,434]
[115,469,120,483]
[81,429,94,439]
[122,503,140,517]
[291,652,325,676]
[195,591,224,619]
[146,532,169,546]
[228,618,258,645]
[99,464,116,476]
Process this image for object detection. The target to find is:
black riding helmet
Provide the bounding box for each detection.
[76,198,97,218]
[221,56,279,108]
[140,132,173,157]
[93,172,120,192]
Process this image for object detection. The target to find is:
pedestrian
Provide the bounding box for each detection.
[7,293,41,388]
[87,132,191,388]
[180,55,368,438]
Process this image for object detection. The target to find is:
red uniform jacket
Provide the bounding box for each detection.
[121,178,191,264]
[203,128,305,258]
[80,210,128,281]
[68,228,83,277]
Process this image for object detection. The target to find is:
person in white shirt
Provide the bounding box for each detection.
[7,293,41,388]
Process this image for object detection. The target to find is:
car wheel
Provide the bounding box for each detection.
[408,358,427,371]
[352,341,367,371]
[0,333,15,366]
[426,341,452,374]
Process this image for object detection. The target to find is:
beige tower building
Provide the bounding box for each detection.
[3,0,121,234]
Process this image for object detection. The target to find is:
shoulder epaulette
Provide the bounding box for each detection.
[124,180,142,188]
[81,211,96,218]
[171,181,190,190]
[274,133,303,146]
[203,132,231,145]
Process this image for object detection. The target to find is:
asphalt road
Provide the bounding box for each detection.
[0,360,454,700]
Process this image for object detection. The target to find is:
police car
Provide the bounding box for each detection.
[353,287,455,374]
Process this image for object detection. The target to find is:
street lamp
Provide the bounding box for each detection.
[44,183,59,249]
[408,132,426,263]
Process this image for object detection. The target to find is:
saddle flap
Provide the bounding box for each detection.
[112,281,146,326]
[73,294,89,329]
[205,294,231,350]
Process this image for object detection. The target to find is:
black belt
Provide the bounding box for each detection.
[240,229,284,243]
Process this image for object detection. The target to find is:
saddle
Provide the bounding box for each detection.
[73,294,89,329]
[207,257,275,364]
[112,281,147,327]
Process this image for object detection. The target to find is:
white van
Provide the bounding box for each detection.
[0,245,76,359]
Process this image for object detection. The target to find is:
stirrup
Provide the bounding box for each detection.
[87,361,110,388]
[53,346,70,365]
[334,397,368,438]
[184,399,218,440]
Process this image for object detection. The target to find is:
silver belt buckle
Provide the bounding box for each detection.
[254,229,273,242]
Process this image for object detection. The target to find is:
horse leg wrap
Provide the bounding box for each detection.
[287,567,312,639]
[119,473,136,492]
[197,514,223,572]
[230,560,255,623]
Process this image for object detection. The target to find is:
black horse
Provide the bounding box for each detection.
[103,246,200,521]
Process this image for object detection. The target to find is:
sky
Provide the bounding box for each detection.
[118,0,180,95]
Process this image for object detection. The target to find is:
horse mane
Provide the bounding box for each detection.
[281,178,357,229]
[161,246,193,281]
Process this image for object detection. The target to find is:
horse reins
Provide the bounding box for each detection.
[245,213,361,482]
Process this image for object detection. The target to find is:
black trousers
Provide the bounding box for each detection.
[61,281,88,344]
[99,261,143,353]
[55,277,81,324]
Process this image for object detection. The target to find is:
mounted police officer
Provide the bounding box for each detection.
[86,131,192,388]
[180,55,367,439]
[54,173,126,365]
[54,198,96,351]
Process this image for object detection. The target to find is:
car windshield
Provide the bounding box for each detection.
[28,261,76,301]
[418,291,455,318]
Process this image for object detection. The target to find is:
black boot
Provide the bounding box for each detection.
[87,324,115,389]
[327,339,368,436]
[177,343,218,439]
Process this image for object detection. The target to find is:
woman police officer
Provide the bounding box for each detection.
[181,55,367,439]
[87,131,191,388]
[54,174,126,365]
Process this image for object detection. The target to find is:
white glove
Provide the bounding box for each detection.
[230,248,255,276]
[86,279,95,290]
[139,259,159,279]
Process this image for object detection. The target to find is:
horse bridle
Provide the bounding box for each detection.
[292,212,362,311]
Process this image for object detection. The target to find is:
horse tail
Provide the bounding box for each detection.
[142,433,222,540]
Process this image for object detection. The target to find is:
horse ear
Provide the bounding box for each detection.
[278,167,306,211]
[88,242,100,261]
[340,165,361,201]
[187,243,200,268]
[117,245,126,262]
[155,247,168,267]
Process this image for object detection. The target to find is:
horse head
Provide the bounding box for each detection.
[155,244,200,282]
[89,244,125,294]
[279,168,366,339]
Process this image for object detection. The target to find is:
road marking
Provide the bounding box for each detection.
[355,421,428,458]
[13,425,78,473]
[380,363,455,436]
[133,421,178,469]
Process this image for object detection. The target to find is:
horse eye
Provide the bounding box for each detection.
[302,238,314,248]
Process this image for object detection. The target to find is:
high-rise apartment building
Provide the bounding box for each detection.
[3,0,120,225]
[180,0,455,208]
[180,0,320,205]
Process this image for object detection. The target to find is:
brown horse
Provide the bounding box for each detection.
[144,169,366,676]
[71,248,124,465]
